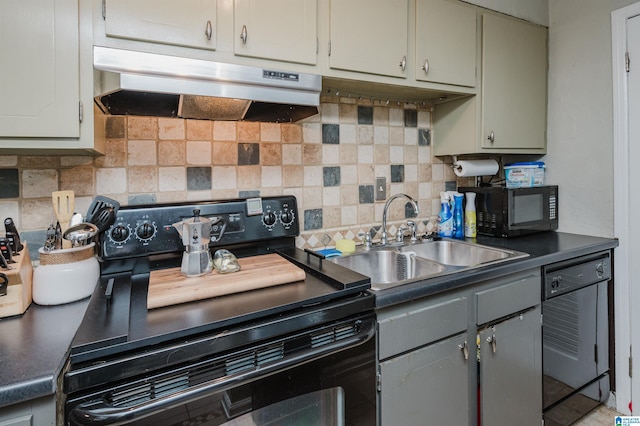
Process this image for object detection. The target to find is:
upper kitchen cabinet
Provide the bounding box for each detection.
[104,0,217,50]
[434,11,547,155]
[0,0,79,138]
[234,0,317,65]
[481,12,547,150]
[0,0,104,154]
[415,0,477,87]
[329,0,409,78]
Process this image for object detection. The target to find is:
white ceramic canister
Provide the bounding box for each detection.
[33,243,100,305]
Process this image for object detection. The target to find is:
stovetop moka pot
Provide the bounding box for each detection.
[172,209,213,277]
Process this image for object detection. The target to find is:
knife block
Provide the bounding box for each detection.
[0,243,33,318]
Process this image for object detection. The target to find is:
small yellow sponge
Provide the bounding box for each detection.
[335,239,356,254]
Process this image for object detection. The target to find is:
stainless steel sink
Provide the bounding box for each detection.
[399,239,527,267]
[329,239,528,290]
[330,249,446,285]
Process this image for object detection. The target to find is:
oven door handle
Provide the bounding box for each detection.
[69,322,374,425]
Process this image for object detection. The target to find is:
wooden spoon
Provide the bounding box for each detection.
[52,190,75,249]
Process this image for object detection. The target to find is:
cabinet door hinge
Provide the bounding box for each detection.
[376,372,381,392]
[594,344,598,364]
[102,0,106,19]
[629,349,633,378]
[79,101,84,123]
[626,51,630,73]
[328,40,331,57]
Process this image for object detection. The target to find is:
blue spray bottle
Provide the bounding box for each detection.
[452,192,465,239]
[438,192,453,238]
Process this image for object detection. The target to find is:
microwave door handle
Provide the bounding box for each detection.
[69,326,374,425]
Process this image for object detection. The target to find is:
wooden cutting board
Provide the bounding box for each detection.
[147,253,306,309]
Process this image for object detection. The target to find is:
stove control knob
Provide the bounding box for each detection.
[280,209,295,225]
[110,225,130,243]
[262,211,277,227]
[136,222,156,241]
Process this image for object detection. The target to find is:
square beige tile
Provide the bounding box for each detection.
[238,122,260,142]
[128,140,157,166]
[213,121,237,141]
[158,140,186,166]
[212,142,238,165]
[128,117,157,139]
[159,118,185,140]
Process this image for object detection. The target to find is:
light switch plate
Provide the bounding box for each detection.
[376,177,387,201]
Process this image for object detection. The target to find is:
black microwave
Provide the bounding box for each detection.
[458,186,558,238]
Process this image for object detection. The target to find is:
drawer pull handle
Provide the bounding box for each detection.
[205,20,212,40]
[421,59,429,74]
[458,341,469,360]
[240,25,248,44]
[399,56,406,71]
[486,335,497,353]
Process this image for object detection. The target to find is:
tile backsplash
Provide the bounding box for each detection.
[0,95,466,251]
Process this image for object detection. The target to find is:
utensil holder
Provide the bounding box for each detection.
[0,243,33,318]
[33,243,99,305]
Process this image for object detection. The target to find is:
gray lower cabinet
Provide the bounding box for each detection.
[377,268,542,425]
[379,332,469,425]
[0,395,57,426]
[478,306,542,426]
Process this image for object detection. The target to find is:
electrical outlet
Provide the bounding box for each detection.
[376,177,387,201]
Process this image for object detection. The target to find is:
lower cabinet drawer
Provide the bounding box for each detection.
[378,295,467,360]
[476,269,541,325]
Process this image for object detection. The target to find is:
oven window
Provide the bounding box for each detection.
[512,193,544,224]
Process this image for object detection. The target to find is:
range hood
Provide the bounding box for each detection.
[93,46,321,122]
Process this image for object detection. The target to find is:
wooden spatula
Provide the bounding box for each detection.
[52,190,75,249]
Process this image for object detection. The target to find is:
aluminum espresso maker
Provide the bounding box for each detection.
[172,209,213,277]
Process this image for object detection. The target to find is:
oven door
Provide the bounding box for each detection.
[65,313,376,426]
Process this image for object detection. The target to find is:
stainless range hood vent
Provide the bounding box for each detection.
[93,46,321,122]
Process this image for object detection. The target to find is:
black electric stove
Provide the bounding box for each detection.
[64,196,374,422]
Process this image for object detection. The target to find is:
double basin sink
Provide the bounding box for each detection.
[329,239,529,290]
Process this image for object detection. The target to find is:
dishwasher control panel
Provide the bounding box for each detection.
[543,251,611,299]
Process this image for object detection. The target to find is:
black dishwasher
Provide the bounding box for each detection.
[542,251,612,426]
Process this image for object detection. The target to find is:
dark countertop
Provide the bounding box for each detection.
[0,297,89,408]
[0,231,618,409]
[373,231,619,308]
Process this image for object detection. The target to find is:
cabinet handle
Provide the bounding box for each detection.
[421,59,429,74]
[487,131,495,143]
[458,341,469,360]
[240,25,248,44]
[486,335,497,353]
[205,20,213,40]
[399,56,406,71]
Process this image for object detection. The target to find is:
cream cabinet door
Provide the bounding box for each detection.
[415,0,476,87]
[234,0,317,65]
[0,0,80,138]
[105,0,217,50]
[329,0,408,78]
[481,13,547,150]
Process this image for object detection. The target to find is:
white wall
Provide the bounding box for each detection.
[546,0,636,238]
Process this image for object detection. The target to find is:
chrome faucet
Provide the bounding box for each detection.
[381,193,420,245]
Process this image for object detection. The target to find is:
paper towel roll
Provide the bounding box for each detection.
[453,159,499,177]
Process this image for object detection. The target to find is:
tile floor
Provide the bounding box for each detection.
[574,404,622,425]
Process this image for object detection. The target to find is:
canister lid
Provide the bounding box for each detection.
[504,161,546,168]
